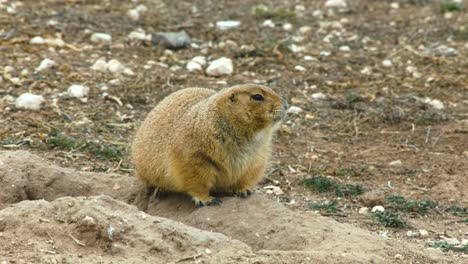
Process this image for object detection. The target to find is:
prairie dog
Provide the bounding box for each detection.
[131,84,287,206]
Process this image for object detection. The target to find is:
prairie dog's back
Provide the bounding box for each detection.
[131,88,215,187]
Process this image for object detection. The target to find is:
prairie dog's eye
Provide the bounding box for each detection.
[251,94,264,101]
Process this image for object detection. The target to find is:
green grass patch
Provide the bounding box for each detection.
[336,166,370,177]
[385,194,437,216]
[429,241,468,253]
[440,1,464,13]
[302,177,365,197]
[373,211,407,228]
[46,132,125,161]
[446,205,468,217]
[308,201,338,213]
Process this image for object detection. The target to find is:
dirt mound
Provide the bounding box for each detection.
[0,150,456,263]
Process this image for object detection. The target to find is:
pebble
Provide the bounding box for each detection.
[187,61,203,72]
[107,59,126,74]
[419,229,429,237]
[421,97,444,110]
[361,66,372,75]
[287,106,303,114]
[424,45,458,57]
[128,30,151,41]
[390,2,400,9]
[216,20,241,30]
[282,23,293,31]
[339,45,350,52]
[152,31,191,49]
[443,237,460,245]
[81,216,96,227]
[191,56,206,66]
[290,44,305,53]
[264,185,284,195]
[127,4,148,21]
[389,160,402,167]
[371,206,385,213]
[91,58,108,72]
[320,51,331,56]
[262,19,275,28]
[35,58,56,72]
[68,85,89,100]
[310,92,327,100]
[382,59,393,67]
[299,26,312,35]
[90,33,112,44]
[461,239,468,246]
[30,36,45,44]
[91,58,134,76]
[294,65,306,72]
[406,231,417,237]
[304,55,317,61]
[325,0,347,8]
[206,57,234,76]
[358,207,369,214]
[394,254,404,260]
[15,93,45,110]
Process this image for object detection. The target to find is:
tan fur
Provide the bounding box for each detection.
[131,84,287,206]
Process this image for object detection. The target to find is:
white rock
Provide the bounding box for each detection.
[262,19,275,28]
[282,23,293,31]
[90,33,112,44]
[382,59,393,67]
[47,19,59,26]
[394,254,404,260]
[419,229,429,237]
[45,38,65,47]
[299,26,312,34]
[443,237,460,245]
[4,66,14,73]
[190,56,206,66]
[91,58,108,72]
[30,36,45,45]
[389,160,402,167]
[123,68,135,76]
[320,50,331,56]
[186,61,203,72]
[358,207,369,214]
[371,206,385,213]
[287,106,303,114]
[216,21,241,30]
[263,185,284,195]
[107,59,125,74]
[127,9,140,21]
[390,2,400,9]
[20,69,29,76]
[68,84,89,99]
[339,45,351,52]
[35,58,56,72]
[461,239,468,246]
[422,97,444,110]
[206,57,233,76]
[406,231,417,237]
[311,92,327,100]
[294,65,306,72]
[82,216,96,227]
[361,66,372,75]
[304,55,317,61]
[135,4,148,13]
[325,0,347,8]
[128,31,150,41]
[15,93,45,110]
[290,44,305,53]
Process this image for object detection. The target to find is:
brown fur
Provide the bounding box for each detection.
[131,84,287,206]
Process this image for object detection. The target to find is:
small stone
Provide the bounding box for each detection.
[424,45,458,57]
[81,216,96,227]
[135,5,148,13]
[127,9,140,21]
[299,26,312,34]
[216,20,241,30]
[151,31,191,49]
[294,65,306,72]
[206,57,234,76]
[68,84,89,99]
[358,207,369,214]
[461,239,468,246]
[262,19,275,28]
[406,231,417,237]
[361,66,372,75]
[371,206,385,213]
[390,2,400,9]
[443,237,460,245]
[30,36,45,45]
[35,58,56,72]
[263,185,284,195]
[107,59,125,74]
[186,61,203,72]
[339,45,350,52]
[310,92,327,100]
[389,160,402,167]
[290,44,305,53]
[320,51,331,56]
[91,58,108,72]
[90,33,112,44]
[191,56,206,66]
[382,59,393,67]
[45,38,65,47]
[419,229,429,237]
[394,254,404,260]
[15,93,45,111]
[128,31,150,41]
[20,69,29,76]
[282,23,293,31]
[325,0,347,8]
[287,106,303,114]
[304,55,317,61]
[421,97,444,110]
[123,68,135,76]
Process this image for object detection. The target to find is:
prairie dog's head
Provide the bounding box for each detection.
[218,84,287,133]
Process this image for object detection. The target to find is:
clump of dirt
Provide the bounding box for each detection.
[0,151,454,263]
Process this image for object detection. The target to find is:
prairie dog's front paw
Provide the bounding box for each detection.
[193,196,222,207]
[235,189,252,198]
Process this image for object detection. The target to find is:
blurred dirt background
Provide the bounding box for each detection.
[0,0,467,263]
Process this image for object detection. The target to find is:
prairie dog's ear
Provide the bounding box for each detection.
[229,93,237,102]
